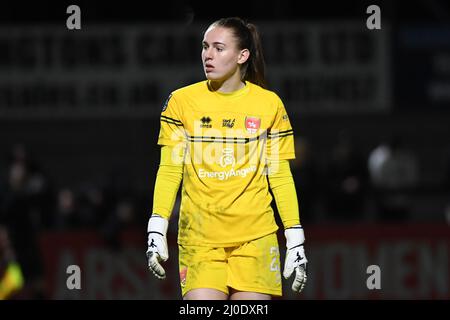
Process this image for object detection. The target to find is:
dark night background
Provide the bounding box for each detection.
[0,0,449,300]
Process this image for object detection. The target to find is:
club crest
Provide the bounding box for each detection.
[245,116,261,134]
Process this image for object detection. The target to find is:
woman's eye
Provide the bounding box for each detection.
[217,47,223,52]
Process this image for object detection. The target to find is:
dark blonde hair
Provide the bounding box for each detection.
[210,17,267,89]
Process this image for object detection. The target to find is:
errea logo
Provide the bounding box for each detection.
[200,116,212,128]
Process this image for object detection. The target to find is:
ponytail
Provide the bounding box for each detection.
[245,23,267,89]
[210,17,267,89]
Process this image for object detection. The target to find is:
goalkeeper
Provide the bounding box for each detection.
[147,17,308,300]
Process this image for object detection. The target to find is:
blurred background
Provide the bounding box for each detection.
[0,0,449,299]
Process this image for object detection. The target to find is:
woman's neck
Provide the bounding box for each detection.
[208,73,245,93]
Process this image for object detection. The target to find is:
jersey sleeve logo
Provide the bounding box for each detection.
[161,93,172,112]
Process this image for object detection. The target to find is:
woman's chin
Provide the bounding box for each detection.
[205,73,223,82]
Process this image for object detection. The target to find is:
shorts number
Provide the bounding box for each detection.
[270,247,279,272]
[270,246,281,284]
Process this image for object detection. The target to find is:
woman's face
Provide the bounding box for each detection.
[201,26,247,82]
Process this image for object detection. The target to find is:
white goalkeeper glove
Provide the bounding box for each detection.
[283,225,308,293]
[146,214,169,280]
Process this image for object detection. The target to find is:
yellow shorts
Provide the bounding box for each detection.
[178,232,282,297]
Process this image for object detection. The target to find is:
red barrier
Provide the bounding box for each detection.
[39,223,450,299]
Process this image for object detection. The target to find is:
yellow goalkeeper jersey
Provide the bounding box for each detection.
[158,80,295,246]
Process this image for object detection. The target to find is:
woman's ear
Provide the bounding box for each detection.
[238,49,250,65]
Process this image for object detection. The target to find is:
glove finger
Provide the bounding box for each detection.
[148,253,166,280]
[292,266,307,292]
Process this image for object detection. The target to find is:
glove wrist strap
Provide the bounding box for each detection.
[285,225,305,249]
[148,214,169,235]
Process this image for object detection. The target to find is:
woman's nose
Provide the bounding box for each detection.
[204,48,213,60]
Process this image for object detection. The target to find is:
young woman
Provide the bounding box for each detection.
[146,17,308,300]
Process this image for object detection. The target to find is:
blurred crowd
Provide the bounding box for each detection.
[1,134,450,299]
[292,130,450,225]
[0,143,147,299]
